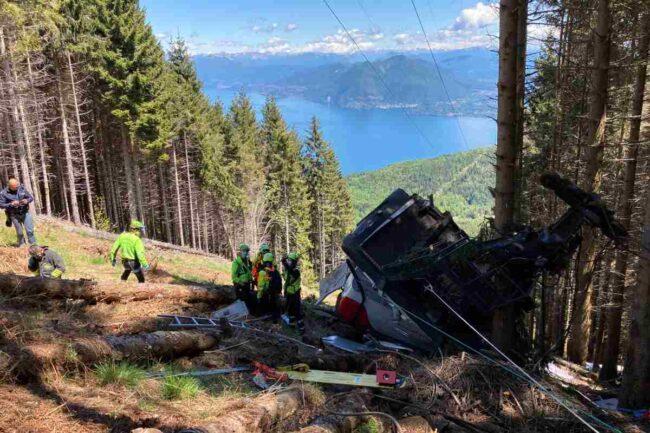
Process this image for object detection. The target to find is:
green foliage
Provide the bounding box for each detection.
[347,148,494,236]
[93,197,112,232]
[262,97,314,284]
[353,417,381,433]
[303,117,354,277]
[94,361,145,388]
[161,375,201,400]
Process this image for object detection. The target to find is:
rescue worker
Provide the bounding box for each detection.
[257,252,282,321]
[28,245,65,279]
[110,220,149,283]
[251,243,271,284]
[231,243,256,312]
[0,178,36,246]
[282,252,304,332]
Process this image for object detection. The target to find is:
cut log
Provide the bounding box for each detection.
[0,274,234,305]
[19,330,220,371]
[0,274,95,299]
[179,387,303,433]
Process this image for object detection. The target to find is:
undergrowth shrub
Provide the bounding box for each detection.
[353,417,380,433]
[94,361,145,388]
[161,375,201,400]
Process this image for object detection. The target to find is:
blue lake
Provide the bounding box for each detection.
[205,88,496,174]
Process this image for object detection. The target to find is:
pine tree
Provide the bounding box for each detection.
[303,117,353,279]
[227,92,265,248]
[262,97,314,284]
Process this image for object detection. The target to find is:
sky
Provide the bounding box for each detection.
[140,0,504,55]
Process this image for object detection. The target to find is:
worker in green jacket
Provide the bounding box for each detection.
[28,245,66,279]
[231,243,255,312]
[252,242,271,285]
[282,252,304,332]
[257,252,282,321]
[110,220,149,283]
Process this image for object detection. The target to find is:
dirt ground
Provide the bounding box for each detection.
[0,218,647,433]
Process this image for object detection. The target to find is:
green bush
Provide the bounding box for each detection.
[353,417,380,433]
[161,375,201,400]
[94,361,145,388]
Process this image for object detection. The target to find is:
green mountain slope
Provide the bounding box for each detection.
[279,55,495,116]
[346,147,495,236]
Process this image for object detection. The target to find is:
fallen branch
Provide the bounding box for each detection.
[178,387,303,433]
[0,274,234,305]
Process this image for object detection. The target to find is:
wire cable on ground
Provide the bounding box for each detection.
[409,281,619,433]
[321,0,438,154]
[392,301,619,433]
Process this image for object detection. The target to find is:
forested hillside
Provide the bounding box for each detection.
[493,0,649,407]
[0,1,353,283]
[279,55,495,116]
[347,148,494,235]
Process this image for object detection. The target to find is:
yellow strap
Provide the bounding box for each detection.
[277,363,310,373]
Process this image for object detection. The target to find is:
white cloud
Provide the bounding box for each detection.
[259,36,292,54]
[294,28,378,54]
[252,22,279,33]
[186,2,501,56]
[391,2,498,51]
[451,2,498,30]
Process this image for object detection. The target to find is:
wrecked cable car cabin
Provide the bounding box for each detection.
[323,174,626,353]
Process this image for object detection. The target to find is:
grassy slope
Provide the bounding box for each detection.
[346,147,495,236]
[0,216,230,284]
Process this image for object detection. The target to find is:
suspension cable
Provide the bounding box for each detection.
[421,281,612,433]
[321,0,439,154]
[409,0,469,149]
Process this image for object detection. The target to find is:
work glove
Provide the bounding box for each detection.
[111,259,116,267]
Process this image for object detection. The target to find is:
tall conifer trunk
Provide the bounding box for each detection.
[619,146,650,407]
[26,53,51,216]
[0,28,35,215]
[492,0,525,351]
[120,125,137,220]
[567,0,611,364]
[67,51,95,227]
[158,162,173,242]
[183,131,197,248]
[56,70,81,224]
[599,11,649,380]
[172,141,185,246]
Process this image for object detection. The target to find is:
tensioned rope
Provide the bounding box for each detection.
[390,279,620,433]
[409,0,470,150]
[321,0,439,154]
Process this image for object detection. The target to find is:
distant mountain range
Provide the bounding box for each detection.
[193,48,497,116]
[346,147,495,236]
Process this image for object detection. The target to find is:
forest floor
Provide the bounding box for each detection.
[0,217,647,433]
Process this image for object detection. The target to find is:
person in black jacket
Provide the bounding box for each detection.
[0,179,36,246]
